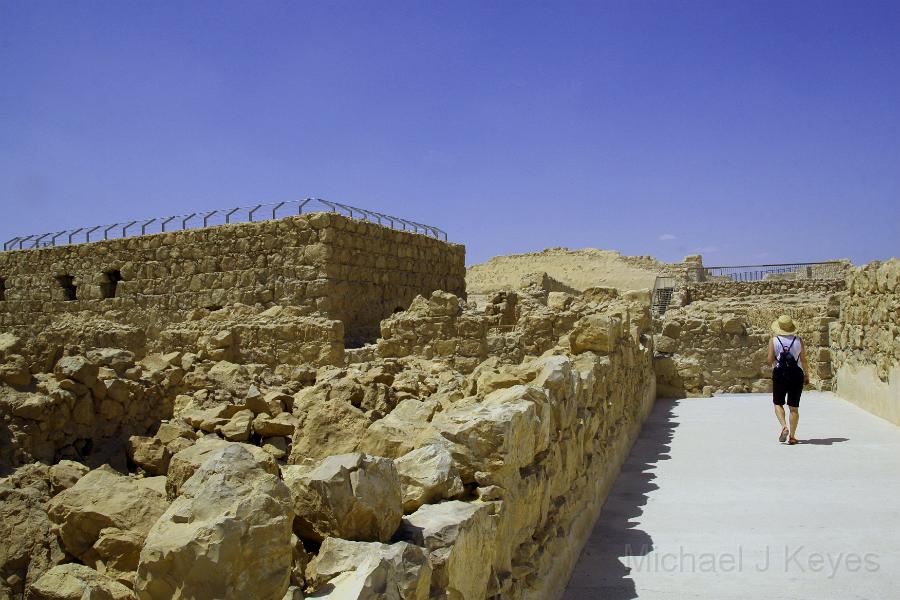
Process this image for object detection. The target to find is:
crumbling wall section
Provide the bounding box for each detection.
[830,259,900,424]
[655,294,840,397]
[685,279,846,302]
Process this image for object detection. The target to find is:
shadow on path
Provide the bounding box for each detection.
[799,437,849,445]
[563,398,680,600]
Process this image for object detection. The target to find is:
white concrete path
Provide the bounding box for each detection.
[564,392,900,600]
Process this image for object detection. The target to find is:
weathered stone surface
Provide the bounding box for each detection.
[48,460,90,495]
[254,412,299,437]
[307,537,431,599]
[135,444,293,600]
[283,453,402,543]
[289,398,370,462]
[46,466,168,570]
[127,436,170,476]
[570,313,622,354]
[0,466,66,599]
[217,408,254,441]
[395,442,464,512]
[165,438,278,498]
[432,385,551,483]
[29,563,137,600]
[395,501,497,600]
[54,356,100,386]
[359,398,439,459]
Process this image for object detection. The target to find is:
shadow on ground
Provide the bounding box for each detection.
[799,437,849,445]
[563,398,680,600]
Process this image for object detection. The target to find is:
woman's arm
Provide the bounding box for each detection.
[767,338,774,366]
[799,344,810,384]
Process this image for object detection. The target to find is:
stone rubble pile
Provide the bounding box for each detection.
[1,276,655,600]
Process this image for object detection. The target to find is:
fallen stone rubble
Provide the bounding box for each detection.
[1,280,655,600]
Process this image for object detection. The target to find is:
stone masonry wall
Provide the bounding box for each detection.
[830,259,900,424]
[655,293,840,397]
[685,279,846,302]
[0,213,466,359]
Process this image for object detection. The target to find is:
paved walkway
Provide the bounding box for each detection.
[564,392,900,600]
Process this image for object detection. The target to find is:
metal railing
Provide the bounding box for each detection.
[688,261,848,283]
[2,198,448,251]
[651,276,678,317]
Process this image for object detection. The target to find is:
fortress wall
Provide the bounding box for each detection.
[655,294,840,397]
[0,212,465,358]
[685,279,846,302]
[830,259,900,424]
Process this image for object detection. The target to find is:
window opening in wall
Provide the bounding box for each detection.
[0,277,5,301]
[57,275,77,301]
[101,269,123,299]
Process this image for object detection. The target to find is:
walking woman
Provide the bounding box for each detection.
[768,315,809,445]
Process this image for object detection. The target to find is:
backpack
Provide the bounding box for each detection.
[773,336,803,385]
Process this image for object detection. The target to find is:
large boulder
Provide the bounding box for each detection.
[358,399,440,459]
[165,438,278,498]
[431,385,551,485]
[306,538,431,600]
[289,397,370,462]
[569,313,623,354]
[46,466,169,571]
[54,355,100,386]
[28,564,137,600]
[395,442,464,513]
[135,444,293,600]
[282,453,402,543]
[0,466,66,598]
[395,501,497,600]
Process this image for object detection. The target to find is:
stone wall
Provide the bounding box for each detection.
[1,278,657,600]
[0,212,465,357]
[655,293,840,397]
[830,259,900,424]
[685,279,846,302]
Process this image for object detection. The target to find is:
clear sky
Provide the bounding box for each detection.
[1,0,898,266]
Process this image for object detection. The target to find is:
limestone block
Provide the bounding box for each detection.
[254,412,299,437]
[395,501,497,600]
[217,409,254,442]
[28,564,137,600]
[655,335,677,354]
[432,385,550,483]
[395,442,464,513]
[166,438,278,499]
[48,460,90,495]
[359,399,440,459]
[46,466,169,567]
[282,453,403,543]
[306,538,431,600]
[136,445,293,600]
[54,356,99,386]
[570,313,622,354]
[127,436,171,476]
[290,398,370,463]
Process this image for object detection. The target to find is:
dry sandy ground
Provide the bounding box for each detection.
[466,248,669,294]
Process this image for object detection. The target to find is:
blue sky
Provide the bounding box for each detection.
[1,0,898,266]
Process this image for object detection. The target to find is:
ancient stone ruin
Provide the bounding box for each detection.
[0,211,897,600]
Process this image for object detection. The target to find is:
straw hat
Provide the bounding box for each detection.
[771,315,799,337]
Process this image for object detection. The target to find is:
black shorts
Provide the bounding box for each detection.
[772,375,803,407]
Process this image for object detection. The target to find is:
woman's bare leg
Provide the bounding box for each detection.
[789,407,799,438]
[775,405,787,430]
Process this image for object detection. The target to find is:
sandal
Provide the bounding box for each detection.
[788,437,798,445]
[779,427,789,443]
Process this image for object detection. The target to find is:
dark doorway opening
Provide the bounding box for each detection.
[57,275,77,301]
[101,269,123,299]
[0,277,5,301]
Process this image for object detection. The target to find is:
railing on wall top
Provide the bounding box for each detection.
[688,261,848,283]
[2,198,449,252]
